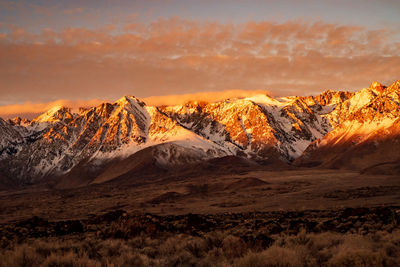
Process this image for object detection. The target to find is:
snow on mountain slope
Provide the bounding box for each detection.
[160,99,281,160]
[0,79,399,185]
[92,104,233,161]
[29,106,75,132]
[160,93,341,161]
[244,94,288,106]
[325,81,400,140]
[297,80,400,169]
[0,96,235,183]
[0,118,25,159]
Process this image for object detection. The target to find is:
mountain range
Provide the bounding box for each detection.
[1,80,399,189]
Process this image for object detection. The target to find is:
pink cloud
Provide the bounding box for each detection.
[0,18,399,109]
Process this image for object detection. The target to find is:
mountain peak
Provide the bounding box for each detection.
[387,80,400,92]
[182,100,208,109]
[116,95,146,107]
[244,94,287,106]
[1,78,400,185]
[32,105,73,124]
[369,81,386,93]
[9,117,31,126]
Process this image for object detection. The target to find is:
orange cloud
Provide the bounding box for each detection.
[0,18,399,108]
[143,89,270,106]
[0,99,108,119]
[0,90,270,119]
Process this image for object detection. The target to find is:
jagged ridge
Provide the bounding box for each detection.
[1,80,399,185]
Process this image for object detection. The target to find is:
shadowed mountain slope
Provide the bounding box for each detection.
[0,80,399,188]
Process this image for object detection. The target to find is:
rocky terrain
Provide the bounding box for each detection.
[1,80,400,266]
[297,80,400,171]
[1,80,399,189]
[2,207,399,246]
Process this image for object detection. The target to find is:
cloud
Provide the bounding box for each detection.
[143,89,269,106]
[0,99,108,119]
[63,7,84,15]
[0,18,399,108]
[0,90,269,119]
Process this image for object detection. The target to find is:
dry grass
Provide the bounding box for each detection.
[0,229,399,267]
[0,206,399,266]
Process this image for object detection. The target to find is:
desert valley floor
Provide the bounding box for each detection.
[1,167,400,266]
[1,167,399,223]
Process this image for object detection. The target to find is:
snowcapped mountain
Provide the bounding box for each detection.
[159,94,335,160]
[296,80,400,171]
[0,80,399,186]
[0,118,25,159]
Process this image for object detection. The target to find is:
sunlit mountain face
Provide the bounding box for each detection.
[2,2,400,265]
[0,80,399,188]
[0,1,399,115]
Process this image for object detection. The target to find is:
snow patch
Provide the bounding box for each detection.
[245,95,289,106]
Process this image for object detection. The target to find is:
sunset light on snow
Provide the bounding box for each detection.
[0,0,399,118]
[1,2,400,265]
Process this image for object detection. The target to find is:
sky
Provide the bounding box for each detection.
[0,0,399,118]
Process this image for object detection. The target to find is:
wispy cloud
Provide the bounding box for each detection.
[0,99,107,119]
[0,90,270,119]
[0,18,399,107]
[143,89,270,106]
[63,7,84,15]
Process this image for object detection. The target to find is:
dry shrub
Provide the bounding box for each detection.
[199,247,226,267]
[308,232,343,251]
[162,250,197,267]
[184,236,208,258]
[260,246,302,267]
[0,229,399,266]
[328,250,387,267]
[33,240,53,258]
[290,245,318,267]
[235,246,301,267]
[286,230,311,247]
[98,239,127,258]
[234,251,269,267]
[106,217,160,240]
[127,233,147,249]
[339,234,374,251]
[129,234,161,258]
[204,231,226,250]
[140,243,159,259]
[41,251,100,267]
[79,240,103,260]
[108,253,151,267]
[222,235,247,259]
[159,235,187,257]
[0,244,42,267]
[327,231,400,267]
[158,234,209,262]
[299,232,344,265]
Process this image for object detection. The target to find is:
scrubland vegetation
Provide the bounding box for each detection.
[1,229,399,266]
[0,207,399,266]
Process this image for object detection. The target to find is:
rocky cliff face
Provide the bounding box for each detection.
[0,80,399,185]
[0,96,234,183]
[296,81,400,170]
[0,118,25,160]
[159,94,339,161]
